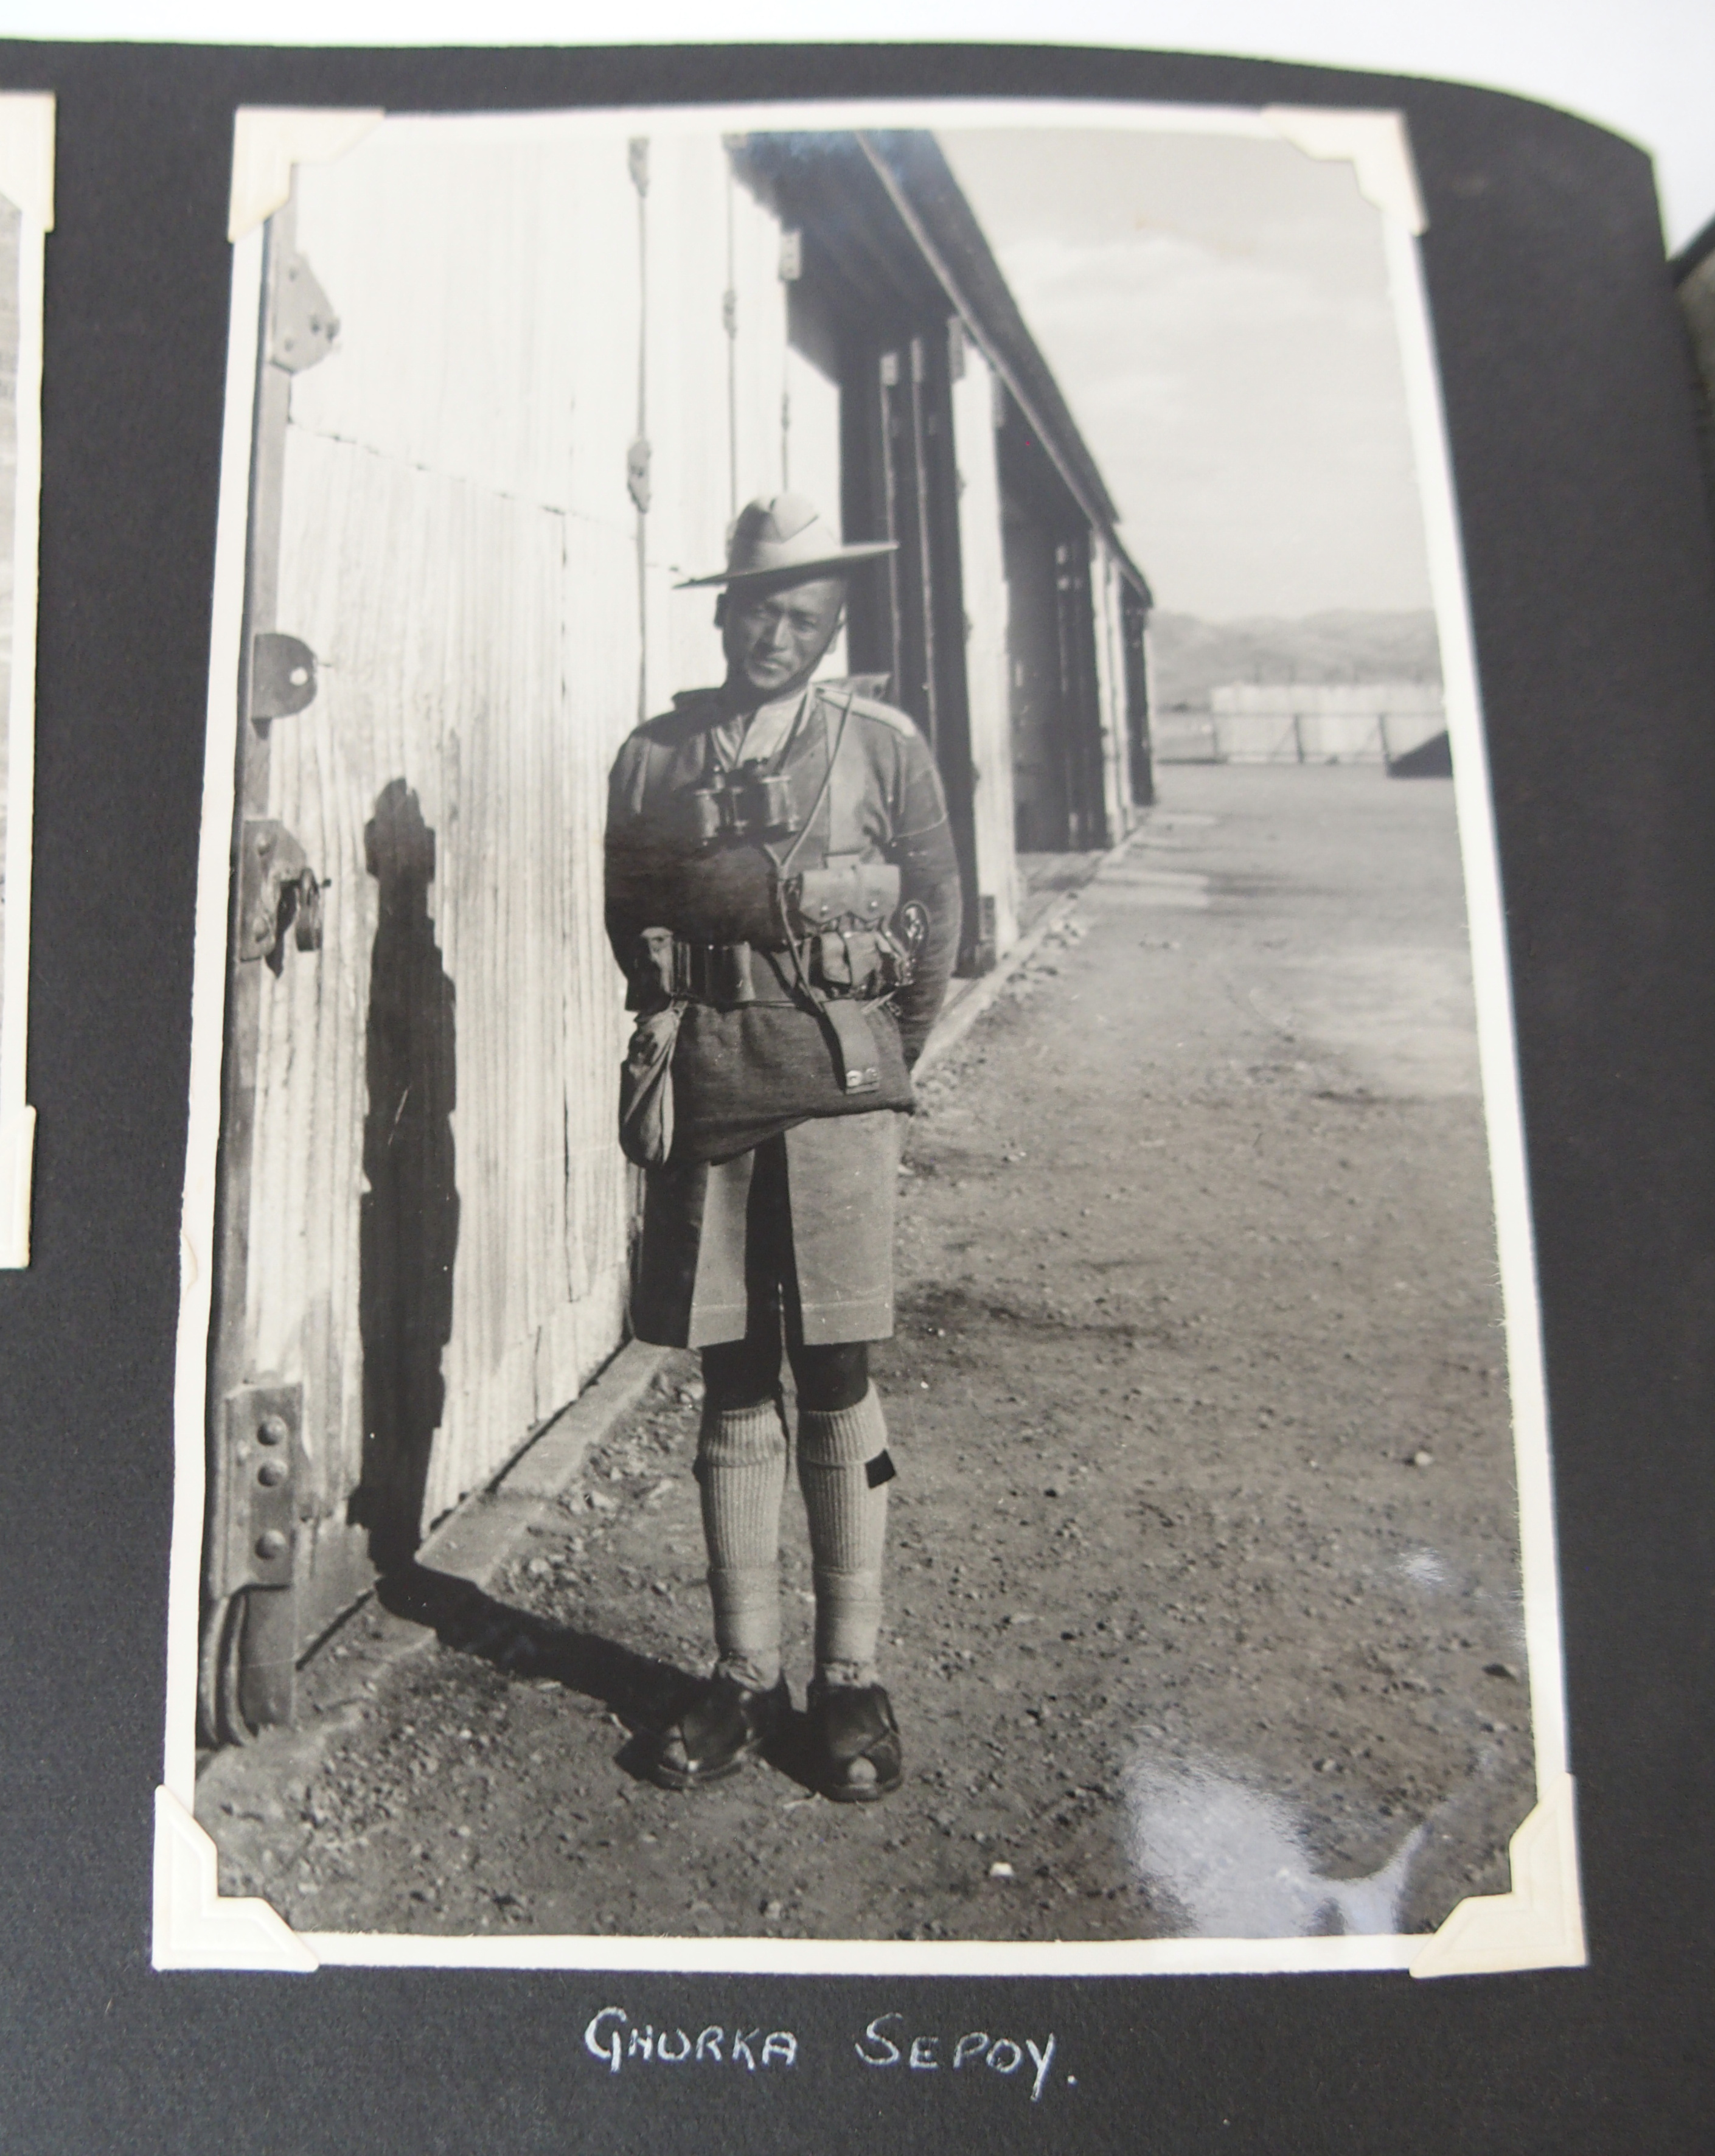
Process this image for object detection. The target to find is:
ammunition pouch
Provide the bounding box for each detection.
[784,857,916,997]
[786,858,900,934]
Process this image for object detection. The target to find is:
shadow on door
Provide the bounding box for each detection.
[350,778,459,1575]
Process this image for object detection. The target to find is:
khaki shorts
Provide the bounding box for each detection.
[631,1111,903,1350]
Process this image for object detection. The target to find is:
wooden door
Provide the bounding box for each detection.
[200,195,364,1744]
[1003,504,1071,853]
[200,134,644,1743]
[1052,536,1110,853]
[1121,581,1155,809]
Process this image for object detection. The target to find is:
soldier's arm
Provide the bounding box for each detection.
[604,739,657,975]
[889,738,962,1065]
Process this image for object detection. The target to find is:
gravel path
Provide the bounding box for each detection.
[208,763,1534,1944]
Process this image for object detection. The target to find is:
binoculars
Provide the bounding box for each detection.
[678,763,800,847]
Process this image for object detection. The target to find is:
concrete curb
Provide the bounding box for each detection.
[410,1337,675,1591]
[916,827,1138,1079]
[489,1339,672,1506]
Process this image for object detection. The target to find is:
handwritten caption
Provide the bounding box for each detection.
[582,2006,1063,2102]
[855,2014,1058,2102]
[585,2010,796,2072]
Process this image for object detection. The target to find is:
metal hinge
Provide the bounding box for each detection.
[269,248,341,374]
[218,1382,305,1594]
[249,630,319,722]
[238,819,325,963]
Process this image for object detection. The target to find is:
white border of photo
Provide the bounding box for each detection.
[0,92,50,1268]
[158,93,1583,1980]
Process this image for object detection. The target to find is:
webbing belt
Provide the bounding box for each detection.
[669,938,793,1006]
[661,935,888,1008]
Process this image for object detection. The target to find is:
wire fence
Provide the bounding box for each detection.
[1152,708,1445,766]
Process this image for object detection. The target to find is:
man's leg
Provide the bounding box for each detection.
[776,1112,905,1799]
[697,1331,788,1691]
[790,1341,891,1689]
[647,1325,790,1790]
[791,1339,903,1802]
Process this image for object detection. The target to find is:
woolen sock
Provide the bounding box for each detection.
[696,1397,788,1691]
[796,1385,892,1689]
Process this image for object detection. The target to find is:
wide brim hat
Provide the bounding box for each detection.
[677,492,897,588]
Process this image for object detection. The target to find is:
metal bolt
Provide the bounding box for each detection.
[257,1459,287,1489]
[256,1529,288,1561]
[257,1416,288,1446]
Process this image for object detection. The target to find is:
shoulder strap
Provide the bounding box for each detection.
[774,690,854,882]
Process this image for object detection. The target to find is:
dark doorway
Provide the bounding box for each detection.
[998,393,1109,854]
[1122,580,1155,809]
[351,779,459,1575]
[841,322,986,972]
[1002,502,1068,852]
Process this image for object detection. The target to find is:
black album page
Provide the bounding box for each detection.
[1,36,1711,2156]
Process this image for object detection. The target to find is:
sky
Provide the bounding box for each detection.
[941,128,1435,622]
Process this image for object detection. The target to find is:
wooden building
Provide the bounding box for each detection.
[202,117,1152,1736]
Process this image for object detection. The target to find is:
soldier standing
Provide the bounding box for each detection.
[605,493,961,1801]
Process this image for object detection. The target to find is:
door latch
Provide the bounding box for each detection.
[238,819,325,964]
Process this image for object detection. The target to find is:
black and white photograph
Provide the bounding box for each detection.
[164,97,1578,1976]
[0,92,49,1270]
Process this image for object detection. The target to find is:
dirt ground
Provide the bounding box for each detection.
[206,763,1535,1944]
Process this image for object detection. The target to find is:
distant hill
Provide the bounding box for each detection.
[1150,610,1442,711]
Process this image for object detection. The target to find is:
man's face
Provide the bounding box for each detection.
[722,576,846,701]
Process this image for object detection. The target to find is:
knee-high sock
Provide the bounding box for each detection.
[796,1385,892,1689]
[696,1397,787,1690]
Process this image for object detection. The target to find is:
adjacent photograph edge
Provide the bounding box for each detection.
[0,89,52,1270]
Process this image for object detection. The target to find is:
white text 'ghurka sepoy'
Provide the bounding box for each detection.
[583,2009,797,2073]
[855,2015,1059,2101]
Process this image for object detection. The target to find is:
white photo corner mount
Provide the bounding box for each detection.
[227,106,384,244]
[153,1788,317,1973]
